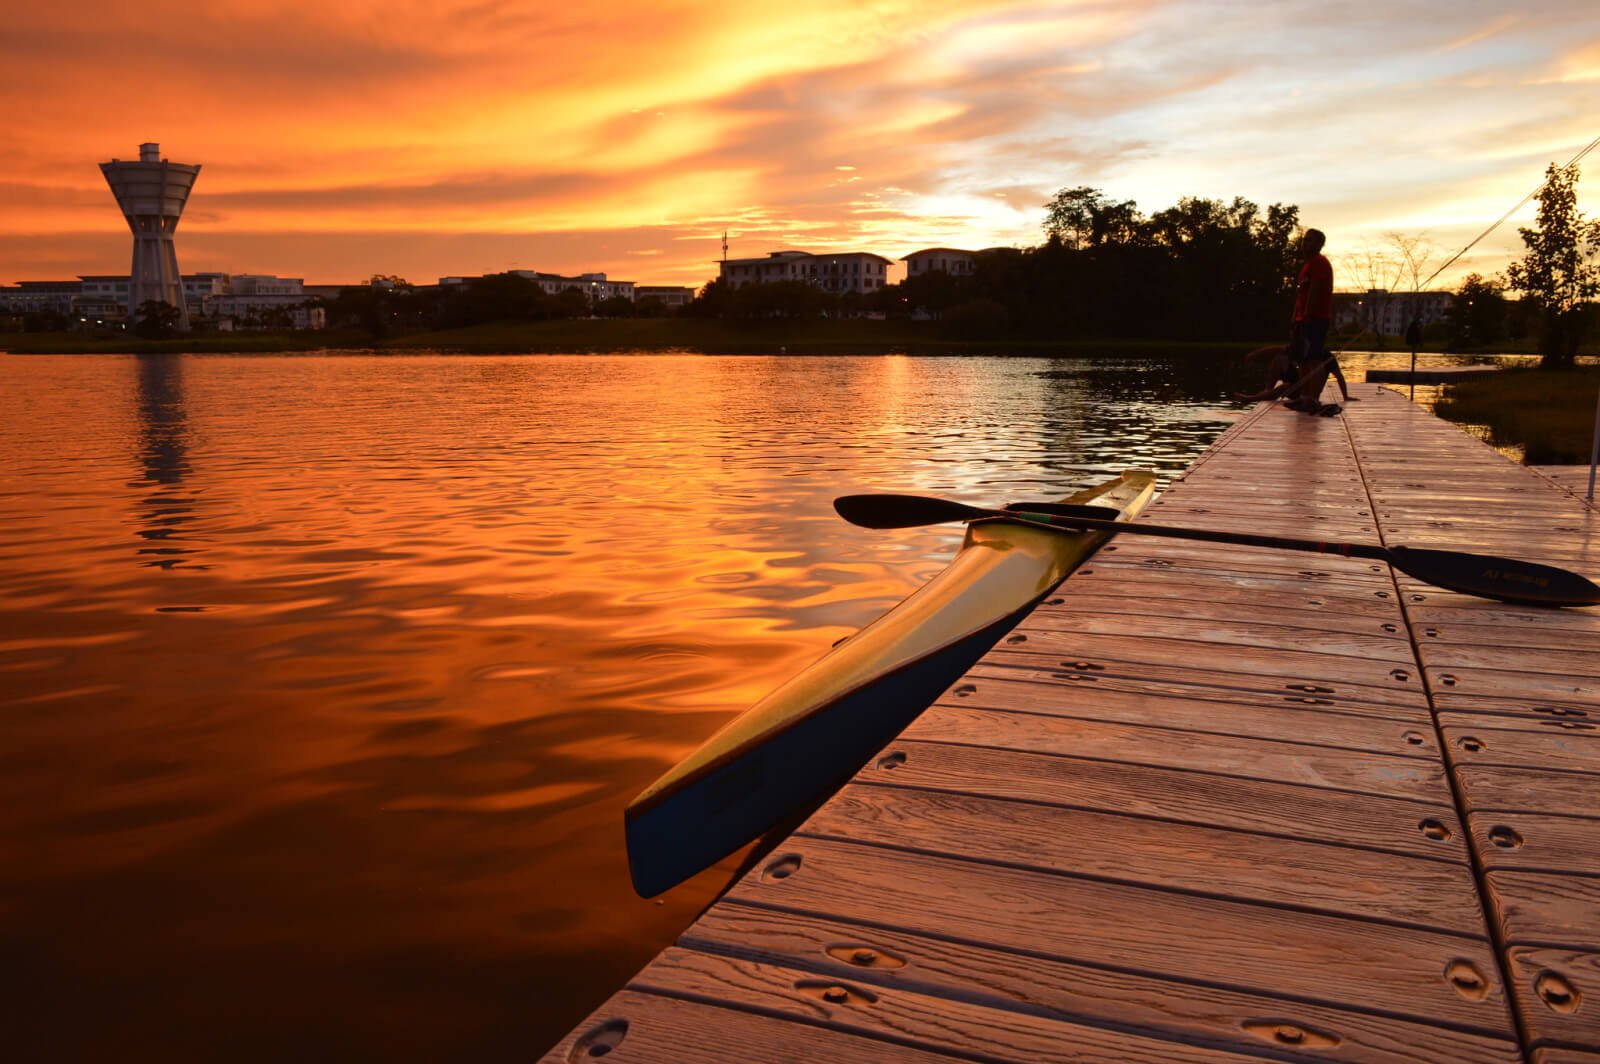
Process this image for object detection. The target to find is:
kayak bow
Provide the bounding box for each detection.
[624,470,1157,897]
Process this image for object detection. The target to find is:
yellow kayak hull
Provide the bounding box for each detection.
[625,470,1157,896]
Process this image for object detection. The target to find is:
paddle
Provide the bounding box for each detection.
[834,494,1600,608]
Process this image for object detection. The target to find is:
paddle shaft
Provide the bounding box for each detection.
[1008,508,1389,561]
[833,494,1600,607]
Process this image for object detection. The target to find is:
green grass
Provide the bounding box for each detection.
[1433,365,1600,464]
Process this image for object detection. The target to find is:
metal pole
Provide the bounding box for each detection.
[1588,381,1599,502]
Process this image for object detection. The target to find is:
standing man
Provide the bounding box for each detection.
[1288,228,1336,412]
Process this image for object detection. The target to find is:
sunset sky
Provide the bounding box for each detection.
[4,1,1598,290]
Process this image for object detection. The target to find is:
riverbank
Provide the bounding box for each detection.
[2,319,1268,355]
[1433,363,1600,463]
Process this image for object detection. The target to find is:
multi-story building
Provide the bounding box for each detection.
[207,275,325,330]
[441,270,637,304]
[1333,289,1454,334]
[0,281,82,316]
[634,285,696,308]
[717,250,893,295]
[3,273,325,330]
[902,248,977,278]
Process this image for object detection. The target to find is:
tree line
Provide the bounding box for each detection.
[690,189,1304,341]
[687,171,1597,366]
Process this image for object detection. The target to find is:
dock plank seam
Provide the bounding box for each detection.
[705,897,1522,1044]
[1341,387,1597,1060]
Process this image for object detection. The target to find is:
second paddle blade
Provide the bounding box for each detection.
[1388,546,1600,607]
[833,494,991,529]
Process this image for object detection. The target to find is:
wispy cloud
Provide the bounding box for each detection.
[2,0,1597,287]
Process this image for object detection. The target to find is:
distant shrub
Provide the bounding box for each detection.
[940,298,1010,340]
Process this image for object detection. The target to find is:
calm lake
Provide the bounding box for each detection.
[0,350,1497,1060]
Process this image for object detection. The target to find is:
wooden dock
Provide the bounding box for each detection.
[1364,366,1502,384]
[544,384,1600,1063]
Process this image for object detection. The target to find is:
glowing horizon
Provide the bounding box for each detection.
[3,1,1598,291]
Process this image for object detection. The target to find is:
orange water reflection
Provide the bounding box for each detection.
[0,350,1437,1060]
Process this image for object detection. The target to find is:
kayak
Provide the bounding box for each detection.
[625,470,1159,897]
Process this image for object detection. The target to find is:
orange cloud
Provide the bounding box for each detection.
[3,1,1598,289]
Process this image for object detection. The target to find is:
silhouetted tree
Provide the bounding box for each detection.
[134,300,181,339]
[686,278,732,317]
[1505,162,1600,368]
[727,281,834,322]
[1449,274,1508,349]
[594,295,635,318]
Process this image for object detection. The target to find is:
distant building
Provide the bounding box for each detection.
[718,250,892,295]
[441,270,637,304]
[3,272,324,330]
[1333,289,1453,334]
[204,275,325,330]
[902,248,977,278]
[635,285,696,308]
[0,281,82,316]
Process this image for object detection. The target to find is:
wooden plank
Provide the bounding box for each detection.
[1454,764,1600,815]
[680,905,1522,1064]
[1443,723,1600,775]
[1414,620,1600,654]
[859,739,1467,860]
[1039,590,1415,638]
[998,630,1426,691]
[971,657,1430,717]
[1533,1049,1600,1064]
[1486,870,1600,947]
[938,672,1440,756]
[1467,812,1600,875]
[1022,610,1415,663]
[1440,710,1600,737]
[1419,643,1600,681]
[1425,669,1600,711]
[1438,692,1600,724]
[631,947,1276,1063]
[1507,945,1600,1052]
[1058,572,1405,616]
[722,837,1511,1031]
[1072,561,1397,600]
[905,704,1447,801]
[800,783,1486,929]
[537,988,963,1064]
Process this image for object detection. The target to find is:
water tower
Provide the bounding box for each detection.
[100,143,201,329]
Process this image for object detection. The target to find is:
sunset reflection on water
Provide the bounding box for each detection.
[1,350,1432,1060]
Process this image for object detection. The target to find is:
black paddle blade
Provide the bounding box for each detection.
[1388,546,1600,608]
[834,494,995,529]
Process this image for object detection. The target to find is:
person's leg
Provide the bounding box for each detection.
[1284,326,1310,404]
[1327,354,1350,401]
[1299,320,1331,408]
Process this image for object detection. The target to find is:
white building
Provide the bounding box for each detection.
[75,272,324,329]
[718,250,892,295]
[1334,289,1454,334]
[635,285,696,307]
[441,270,637,304]
[903,248,977,278]
[0,281,82,316]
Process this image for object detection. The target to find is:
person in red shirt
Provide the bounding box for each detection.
[1285,228,1343,412]
[1235,230,1350,410]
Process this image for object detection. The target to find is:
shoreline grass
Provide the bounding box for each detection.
[2,319,1267,356]
[1433,365,1600,464]
[4,317,1594,358]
